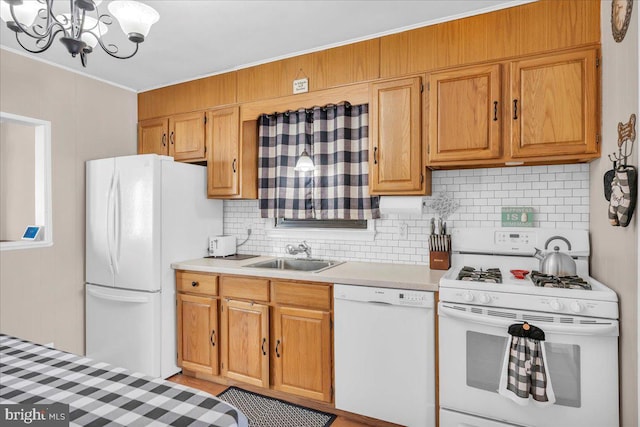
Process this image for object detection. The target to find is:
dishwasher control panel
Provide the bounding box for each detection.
[334,284,434,308]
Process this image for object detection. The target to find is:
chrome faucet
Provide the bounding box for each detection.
[286,241,311,258]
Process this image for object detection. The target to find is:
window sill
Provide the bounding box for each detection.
[264,219,376,242]
[0,240,53,251]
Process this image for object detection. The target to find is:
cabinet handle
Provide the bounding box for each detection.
[493,101,498,121]
[261,337,266,356]
[373,147,378,165]
[275,339,281,358]
[170,131,175,145]
[162,133,166,147]
[210,330,216,347]
[513,99,518,120]
[232,158,237,173]
[191,281,198,287]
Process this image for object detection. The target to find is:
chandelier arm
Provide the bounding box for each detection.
[14,27,64,54]
[94,35,140,60]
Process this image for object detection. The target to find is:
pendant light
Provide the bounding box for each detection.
[294,148,314,172]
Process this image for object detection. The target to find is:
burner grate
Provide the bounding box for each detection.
[530,271,592,290]
[457,266,502,283]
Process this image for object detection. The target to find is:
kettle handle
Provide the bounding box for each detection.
[544,235,571,251]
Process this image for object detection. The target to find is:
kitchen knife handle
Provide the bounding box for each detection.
[275,339,281,358]
[261,338,267,356]
[513,99,518,120]
[210,330,216,347]
[493,101,498,121]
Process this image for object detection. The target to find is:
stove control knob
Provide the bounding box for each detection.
[550,299,563,311]
[463,292,474,302]
[479,293,491,304]
[570,301,584,313]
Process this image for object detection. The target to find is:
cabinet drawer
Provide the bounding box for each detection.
[220,276,270,302]
[176,271,218,295]
[271,281,332,310]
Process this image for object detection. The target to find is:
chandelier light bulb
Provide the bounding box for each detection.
[294,150,315,173]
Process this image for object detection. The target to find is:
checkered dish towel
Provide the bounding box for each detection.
[498,322,556,407]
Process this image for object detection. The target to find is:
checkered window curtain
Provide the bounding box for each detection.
[258,103,380,220]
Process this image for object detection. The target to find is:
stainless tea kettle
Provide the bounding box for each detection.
[533,236,577,276]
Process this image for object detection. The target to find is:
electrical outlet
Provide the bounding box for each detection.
[399,222,408,239]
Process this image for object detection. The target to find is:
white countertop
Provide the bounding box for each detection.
[171,256,443,292]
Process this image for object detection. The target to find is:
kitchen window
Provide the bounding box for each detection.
[0,112,52,251]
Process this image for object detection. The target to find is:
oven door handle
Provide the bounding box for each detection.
[439,304,619,337]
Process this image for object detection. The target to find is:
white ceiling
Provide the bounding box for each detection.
[0,1,533,92]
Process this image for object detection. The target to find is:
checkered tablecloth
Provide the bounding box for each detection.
[0,334,248,426]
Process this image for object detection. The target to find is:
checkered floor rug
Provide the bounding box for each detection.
[217,387,336,427]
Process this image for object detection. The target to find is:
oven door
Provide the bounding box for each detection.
[438,302,619,427]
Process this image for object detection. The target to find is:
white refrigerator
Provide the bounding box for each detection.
[85,154,222,379]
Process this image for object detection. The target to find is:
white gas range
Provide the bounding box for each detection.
[438,227,619,427]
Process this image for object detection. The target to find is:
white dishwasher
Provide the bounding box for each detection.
[334,284,435,427]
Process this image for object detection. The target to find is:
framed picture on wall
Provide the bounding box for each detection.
[612,0,633,43]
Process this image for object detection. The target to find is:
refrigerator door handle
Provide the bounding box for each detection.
[87,287,152,304]
[106,173,116,273]
[114,173,122,274]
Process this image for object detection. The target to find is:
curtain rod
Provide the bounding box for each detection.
[261,100,356,119]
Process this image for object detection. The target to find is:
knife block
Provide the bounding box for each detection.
[429,251,450,270]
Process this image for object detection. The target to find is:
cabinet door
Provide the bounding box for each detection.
[206,107,240,198]
[509,48,598,159]
[138,118,168,155]
[428,64,502,164]
[221,299,269,387]
[169,111,206,162]
[177,293,219,375]
[369,77,424,195]
[273,306,332,402]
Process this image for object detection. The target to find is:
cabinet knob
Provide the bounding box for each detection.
[261,337,266,356]
[513,99,519,120]
[275,339,281,358]
[170,131,175,145]
[493,101,498,121]
[232,158,237,173]
[162,133,166,147]
[191,281,198,287]
[210,330,216,347]
[373,146,378,165]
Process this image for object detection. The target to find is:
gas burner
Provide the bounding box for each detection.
[457,266,503,283]
[530,271,592,290]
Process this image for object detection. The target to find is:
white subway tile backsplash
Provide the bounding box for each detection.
[223,164,590,266]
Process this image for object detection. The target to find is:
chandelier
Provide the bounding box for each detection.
[0,0,159,67]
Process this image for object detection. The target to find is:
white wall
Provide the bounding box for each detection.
[224,164,590,263]
[0,49,137,354]
[591,3,639,427]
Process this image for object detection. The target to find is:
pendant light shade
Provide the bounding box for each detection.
[108,0,159,42]
[294,149,315,172]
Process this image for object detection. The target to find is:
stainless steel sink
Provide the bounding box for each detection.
[243,258,343,273]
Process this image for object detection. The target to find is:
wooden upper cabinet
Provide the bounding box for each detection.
[369,76,426,195]
[169,111,206,162]
[272,306,332,402]
[206,107,239,197]
[221,299,269,388]
[177,293,219,375]
[428,64,503,165]
[138,118,168,156]
[509,48,599,160]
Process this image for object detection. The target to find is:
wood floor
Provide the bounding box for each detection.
[167,374,401,427]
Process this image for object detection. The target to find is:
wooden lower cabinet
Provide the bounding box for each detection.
[177,293,219,375]
[177,273,333,403]
[220,299,270,388]
[272,306,332,402]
